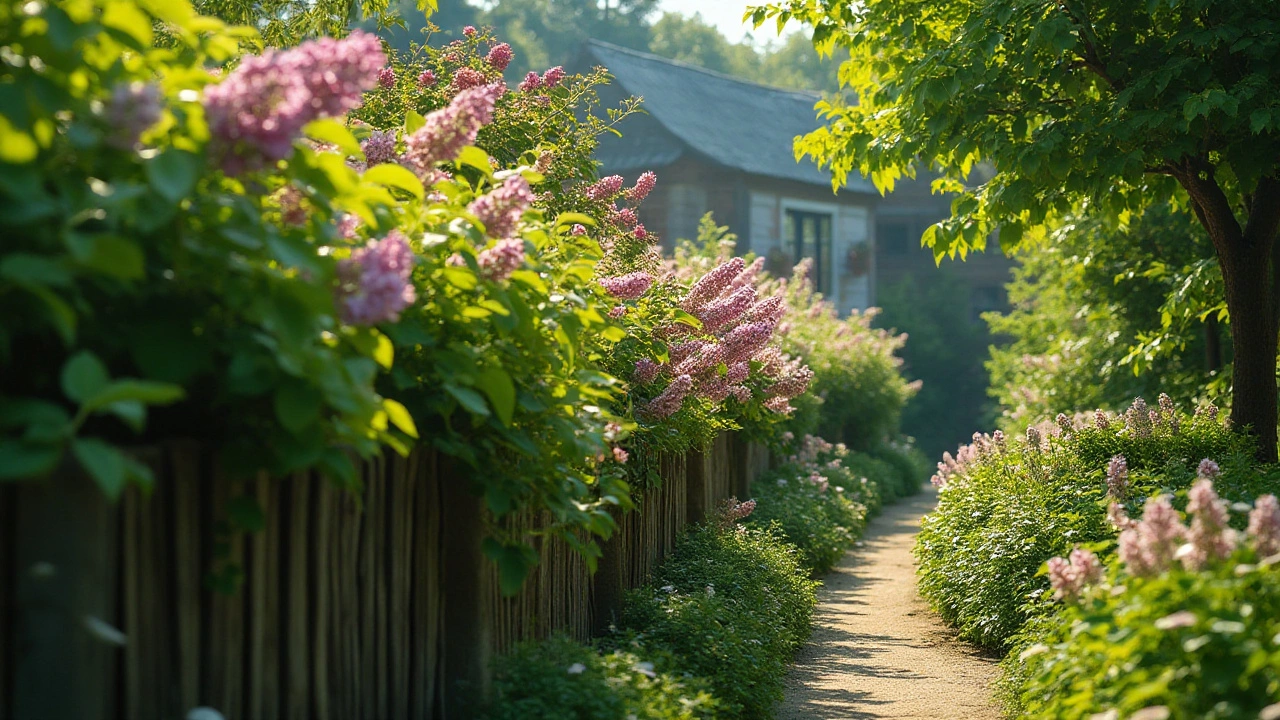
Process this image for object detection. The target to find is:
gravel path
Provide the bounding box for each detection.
[778,486,1001,719]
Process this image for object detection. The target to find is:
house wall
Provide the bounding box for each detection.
[744,179,873,316]
[875,172,1015,321]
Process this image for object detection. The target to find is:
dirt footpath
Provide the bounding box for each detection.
[778,487,1001,720]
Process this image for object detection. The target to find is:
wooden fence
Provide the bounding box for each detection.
[0,434,768,720]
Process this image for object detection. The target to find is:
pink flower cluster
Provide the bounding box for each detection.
[378,66,396,88]
[451,67,488,91]
[204,31,385,175]
[107,81,162,150]
[628,171,657,202]
[1109,473,1280,579]
[485,43,513,70]
[585,175,624,201]
[361,130,397,166]
[518,66,565,92]
[1106,454,1128,499]
[469,175,534,239]
[417,70,437,88]
[477,238,525,282]
[643,374,692,418]
[336,230,416,325]
[599,272,655,300]
[402,83,503,174]
[1046,548,1103,600]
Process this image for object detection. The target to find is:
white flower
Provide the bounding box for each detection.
[634,662,656,678]
[705,584,715,597]
[566,662,587,675]
[660,585,676,593]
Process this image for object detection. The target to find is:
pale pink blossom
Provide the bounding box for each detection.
[599,272,655,300]
[633,358,662,385]
[451,67,487,91]
[485,43,513,71]
[585,175,624,201]
[336,230,416,325]
[469,175,534,239]
[1181,479,1237,570]
[402,83,503,173]
[476,238,524,282]
[644,375,693,418]
[1118,495,1186,577]
[683,257,746,314]
[627,171,657,203]
[1248,494,1280,556]
[1106,454,1128,499]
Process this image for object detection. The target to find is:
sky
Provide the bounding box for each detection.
[656,0,796,46]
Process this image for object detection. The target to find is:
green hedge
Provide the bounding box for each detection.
[915,400,1260,648]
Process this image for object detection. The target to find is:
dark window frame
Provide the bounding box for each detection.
[784,209,834,294]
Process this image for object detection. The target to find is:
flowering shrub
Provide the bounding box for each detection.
[0,2,643,591]
[485,636,716,720]
[616,506,819,720]
[1007,479,1280,719]
[747,440,870,575]
[770,258,919,450]
[0,6,405,492]
[915,397,1263,648]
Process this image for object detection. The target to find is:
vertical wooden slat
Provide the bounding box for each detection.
[286,474,311,720]
[390,453,414,720]
[248,473,281,720]
[411,449,441,720]
[11,464,118,720]
[170,444,202,713]
[205,471,245,717]
[123,479,143,719]
[311,474,333,720]
[334,481,362,720]
[439,456,491,719]
[0,484,9,720]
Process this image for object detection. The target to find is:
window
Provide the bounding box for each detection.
[784,209,833,294]
[970,284,1006,323]
[878,220,911,256]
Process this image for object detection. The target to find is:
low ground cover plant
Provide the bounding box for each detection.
[1006,477,1280,719]
[616,499,819,720]
[916,397,1262,648]
[486,636,716,720]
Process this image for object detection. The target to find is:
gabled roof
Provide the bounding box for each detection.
[581,40,875,193]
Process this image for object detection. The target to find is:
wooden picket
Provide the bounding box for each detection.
[0,434,766,720]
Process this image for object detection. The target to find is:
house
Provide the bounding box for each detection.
[574,40,1013,319]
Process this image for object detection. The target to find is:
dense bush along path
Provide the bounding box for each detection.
[779,487,999,719]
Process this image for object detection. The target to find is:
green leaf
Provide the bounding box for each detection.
[405,110,426,135]
[146,149,200,203]
[483,538,539,596]
[23,284,76,343]
[382,398,418,438]
[0,440,62,480]
[227,495,266,532]
[445,383,491,417]
[304,118,362,157]
[373,332,394,369]
[555,212,597,229]
[61,351,110,404]
[66,235,145,280]
[274,381,322,434]
[363,163,425,199]
[0,115,38,164]
[71,438,127,500]
[0,253,72,286]
[600,325,627,342]
[476,366,516,426]
[101,0,154,47]
[457,146,493,175]
[672,309,703,329]
[105,400,146,433]
[82,380,185,414]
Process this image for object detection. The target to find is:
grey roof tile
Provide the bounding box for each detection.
[583,40,875,193]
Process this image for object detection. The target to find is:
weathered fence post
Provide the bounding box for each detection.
[590,507,626,636]
[439,458,491,719]
[731,433,752,500]
[10,467,118,720]
[685,447,709,525]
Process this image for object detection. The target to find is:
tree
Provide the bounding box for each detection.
[755,0,1280,461]
[986,203,1225,431]
[647,12,760,78]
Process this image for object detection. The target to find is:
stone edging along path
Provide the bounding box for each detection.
[778,486,1001,720]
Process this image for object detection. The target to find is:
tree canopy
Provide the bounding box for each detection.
[759,0,1280,460]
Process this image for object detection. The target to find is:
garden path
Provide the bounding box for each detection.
[778,486,1001,719]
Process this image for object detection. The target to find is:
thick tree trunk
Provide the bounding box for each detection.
[1204,314,1222,373]
[1219,249,1278,463]
[1178,169,1280,464]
